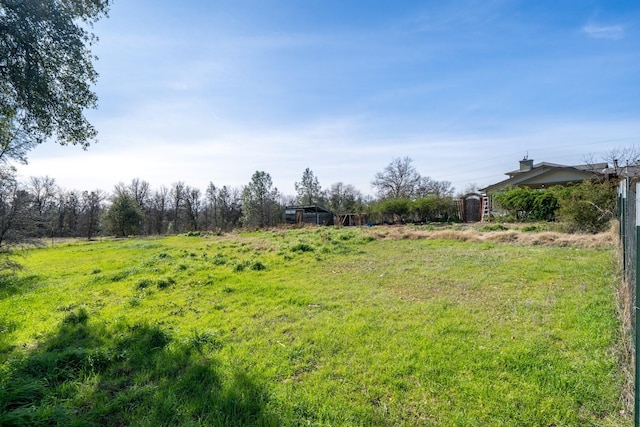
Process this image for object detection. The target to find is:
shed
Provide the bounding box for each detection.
[285,205,334,226]
[457,193,483,222]
[336,213,369,227]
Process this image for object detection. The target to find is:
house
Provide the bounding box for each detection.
[481,157,608,195]
[478,157,609,222]
[285,205,334,226]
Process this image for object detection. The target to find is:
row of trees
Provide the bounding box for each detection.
[0,3,460,245]
[0,153,625,262]
[0,158,456,247]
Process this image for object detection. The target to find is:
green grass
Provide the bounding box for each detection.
[0,227,628,426]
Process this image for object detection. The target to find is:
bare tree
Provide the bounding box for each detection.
[28,176,59,237]
[463,182,480,195]
[169,182,186,233]
[183,186,202,231]
[326,182,363,214]
[602,145,640,175]
[62,190,81,236]
[80,190,105,240]
[128,178,151,209]
[205,182,218,230]
[151,186,169,234]
[217,186,243,230]
[112,182,129,198]
[415,176,454,198]
[0,167,32,254]
[372,157,421,199]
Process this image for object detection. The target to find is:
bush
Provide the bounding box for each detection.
[413,196,458,222]
[493,187,558,221]
[381,198,412,223]
[368,196,459,224]
[491,181,616,232]
[553,180,616,233]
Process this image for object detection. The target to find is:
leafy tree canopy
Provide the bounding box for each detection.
[242,171,282,228]
[294,168,322,206]
[0,0,110,163]
[104,193,143,237]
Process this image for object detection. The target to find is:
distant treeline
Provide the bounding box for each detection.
[0,157,459,244]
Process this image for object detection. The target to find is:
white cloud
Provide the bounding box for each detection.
[582,23,624,40]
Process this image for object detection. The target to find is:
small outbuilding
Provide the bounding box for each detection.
[285,205,334,226]
[336,213,369,227]
[457,193,485,223]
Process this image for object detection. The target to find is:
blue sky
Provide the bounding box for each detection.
[15,0,640,197]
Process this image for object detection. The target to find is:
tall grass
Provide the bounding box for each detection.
[0,226,629,426]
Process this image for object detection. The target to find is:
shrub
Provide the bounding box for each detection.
[532,191,558,221]
[492,187,560,221]
[380,198,412,223]
[493,187,558,221]
[413,196,459,222]
[553,180,616,233]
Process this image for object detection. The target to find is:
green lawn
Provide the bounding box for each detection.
[0,227,628,426]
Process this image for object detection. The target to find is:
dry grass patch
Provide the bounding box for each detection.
[363,225,615,248]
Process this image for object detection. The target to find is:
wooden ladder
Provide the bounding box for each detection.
[481,195,490,222]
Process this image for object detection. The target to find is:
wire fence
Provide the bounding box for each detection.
[618,178,639,426]
[620,179,636,322]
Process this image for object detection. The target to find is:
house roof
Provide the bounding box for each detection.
[574,163,609,172]
[504,162,608,177]
[285,205,333,214]
[482,159,607,194]
[602,164,640,178]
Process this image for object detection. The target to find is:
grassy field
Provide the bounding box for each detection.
[0,226,628,426]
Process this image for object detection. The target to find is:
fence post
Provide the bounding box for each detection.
[635,182,640,427]
[618,178,628,274]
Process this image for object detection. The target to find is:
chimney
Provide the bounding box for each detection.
[519,157,534,172]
